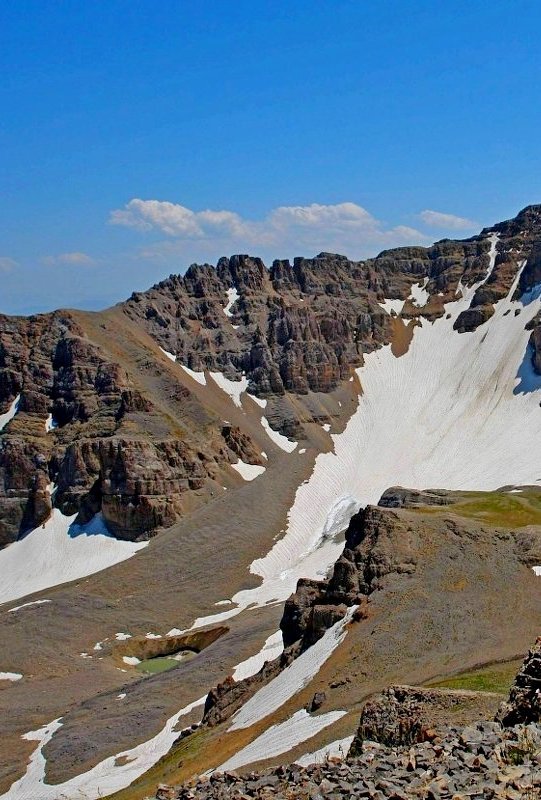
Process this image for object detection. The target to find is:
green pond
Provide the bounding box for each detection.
[135,650,197,675]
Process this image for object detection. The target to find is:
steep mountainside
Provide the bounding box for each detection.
[2,205,541,800]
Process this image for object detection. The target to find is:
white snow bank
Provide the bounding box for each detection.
[231,460,266,481]
[409,276,429,308]
[223,287,239,317]
[115,632,132,641]
[217,710,345,773]
[247,393,267,409]
[8,600,51,613]
[533,567,541,576]
[180,364,206,385]
[261,417,297,452]
[0,697,206,800]
[295,735,354,766]
[229,608,356,731]
[210,372,248,408]
[0,672,22,682]
[159,346,176,362]
[145,633,162,639]
[122,656,140,666]
[232,631,284,682]
[0,395,20,432]
[378,299,404,315]
[0,510,146,606]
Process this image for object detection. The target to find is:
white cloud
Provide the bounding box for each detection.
[110,199,430,262]
[419,210,478,230]
[0,257,17,273]
[43,252,95,266]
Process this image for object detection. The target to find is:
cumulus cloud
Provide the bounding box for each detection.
[419,210,478,230]
[0,257,17,273]
[110,199,430,261]
[43,252,95,266]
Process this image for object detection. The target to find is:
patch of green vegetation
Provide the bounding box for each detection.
[427,659,522,695]
[135,656,178,675]
[413,489,541,528]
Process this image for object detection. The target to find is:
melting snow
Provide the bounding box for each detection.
[217,710,346,773]
[7,600,51,614]
[322,423,331,432]
[115,633,132,641]
[122,656,140,666]
[261,417,298,452]
[231,460,266,481]
[378,299,404,315]
[0,395,20,432]
[248,393,267,409]
[223,287,239,317]
[296,735,354,766]
[210,372,249,408]
[409,276,430,308]
[0,672,22,682]
[145,633,162,639]
[0,697,206,800]
[232,631,284,682]
[180,364,206,385]
[0,510,146,606]
[159,346,176,362]
[44,414,58,433]
[229,608,356,731]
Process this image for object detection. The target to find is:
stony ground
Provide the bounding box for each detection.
[155,721,541,799]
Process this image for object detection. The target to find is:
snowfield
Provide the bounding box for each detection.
[216,709,346,773]
[0,510,147,606]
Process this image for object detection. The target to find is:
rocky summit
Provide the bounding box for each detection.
[3,206,541,800]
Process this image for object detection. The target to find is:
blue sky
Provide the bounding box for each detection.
[1,1,540,315]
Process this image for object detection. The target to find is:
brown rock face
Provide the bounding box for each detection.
[122,240,493,396]
[280,505,417,647]
[0,310,237,543]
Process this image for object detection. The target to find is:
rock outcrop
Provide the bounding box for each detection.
[280,505,417,648]
[497,638,541,727]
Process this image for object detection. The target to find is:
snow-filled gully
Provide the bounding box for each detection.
[6,235,541,797]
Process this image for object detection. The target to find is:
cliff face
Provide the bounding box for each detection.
[1,205,541,543]
[122,240,491,396]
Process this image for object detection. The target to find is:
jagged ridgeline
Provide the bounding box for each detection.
[1,204,541,545]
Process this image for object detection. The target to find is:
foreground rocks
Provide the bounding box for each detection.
[154,720,541,799]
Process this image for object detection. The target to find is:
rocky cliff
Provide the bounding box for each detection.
[2,205,541,543]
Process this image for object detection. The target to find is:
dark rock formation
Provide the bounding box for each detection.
[497,637,541,727]
[378,486,454,508]
[349,686,451,755]
[281,505,417,648]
